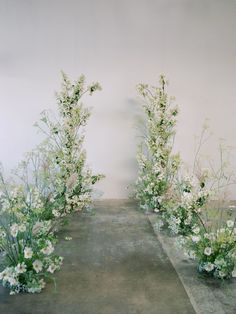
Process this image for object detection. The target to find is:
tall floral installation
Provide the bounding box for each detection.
[161,124,236,279]
[135,75,236,280]
[0,73,103,294]
[135,75,180,213]
[179,132,236,279]
[161,126,211,237]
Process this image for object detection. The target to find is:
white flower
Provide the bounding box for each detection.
[10,223,19,237]
[196,207,202,213]
[204,233,215,241]
[41,240,54,255]
[10,290,16,295]
[204,247,212,256]
[55,256,63,266]
[18,224,26,232]
[175,218,181,225]
[232,269,236,277]
[8,277,18,286]
[1,267,12,280]
[15,263,27,274]
[218,270,226,278]
[52,209,61,218]
[24,247,33,259]
[192,226,200,234]
[33,260,43,273]
[204,262,214,272]
[47,263,57,273]
[182,192,193,204]
[226,220,234,228]
[191,235,201,243]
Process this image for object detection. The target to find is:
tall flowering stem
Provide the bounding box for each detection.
[34,72,104,218]
[135,75,180,212]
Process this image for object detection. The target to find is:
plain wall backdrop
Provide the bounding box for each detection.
[0,0,236,198]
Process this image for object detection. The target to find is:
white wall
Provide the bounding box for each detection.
[0,0,236,198]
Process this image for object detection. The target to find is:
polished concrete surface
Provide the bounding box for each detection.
[0,200,195,314]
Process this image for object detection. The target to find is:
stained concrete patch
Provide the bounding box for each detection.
[0,200,195,314]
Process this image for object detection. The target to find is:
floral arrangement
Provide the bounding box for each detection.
[161,123,236,279]
[182,144,236,279]
[184,220,236,279]
[0,212,63,294]
[163,173,209,236]
[134,76,236,281]
[34,72,104,218]
[135,75,180,212]
[0,72,103,294]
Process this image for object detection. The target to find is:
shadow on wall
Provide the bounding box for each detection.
[128,97,146,139]
[123,97,146,198]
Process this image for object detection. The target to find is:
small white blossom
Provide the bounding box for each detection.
[226,220,234,228]
[33,260,43,273]
[15,263,27,274]
[8,277,18,286]
[52,209,61,218]
[232,269,236,277]
[41,240,54,255]
[10,223,19,237]
[24,247,33,259]
[47,263,57,274]
[192,226,200,234]
[18,224,26,232]
[191,235,201,243]
[204,247,212,256]
[218,270,226,278]
[204,262,214,272]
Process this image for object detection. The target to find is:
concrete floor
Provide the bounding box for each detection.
[0,200,195,314]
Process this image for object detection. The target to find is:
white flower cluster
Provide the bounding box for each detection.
[163,174,210,236]
[0,234,63,294]
[185,221,236,279]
